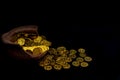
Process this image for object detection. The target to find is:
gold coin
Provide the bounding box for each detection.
[43,60,51,66]
[69,54,77,59]
[76,57,84,62]
[79,53,86,57]
[72,61,80,67]
[33,47,42,56]
[44,55,54,60]
[78,48,85,53]
[56,60,66,66]
[17,38,25,46]
[48,48,57,55]
[40,39,52,46]
[53,64,62,70]
[57,46,66,52]
[80,62,89,67]
[33,36,42,43]
[44,65,52,71]
[63,63,71,69]
[65,57,72,62]
[70,49,77,54]
[84,56,92,62]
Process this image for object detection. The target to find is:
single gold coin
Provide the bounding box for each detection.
[78,48,85,53]
[63,63,71,69]
[48,48,57,55]
[43,59,51,66]
[57,46,66,52]
[72,61,80,67]
[53,64,62,70]
[56,61,66,66]
[69,54,77,59]
[76,57,84,62]
[65,57,72,62]
[70,49,77,54]
[44,55,54,60]
[17,38,25,46]
[33,47,42,56]
[84,56,92,62]
[79,53,87,57]
[80,62,89,67]
[40,39,52,46]
[33,36,42,43]
[44,65,52,71]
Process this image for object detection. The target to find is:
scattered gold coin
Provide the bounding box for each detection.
[80,62,89,67]
[65,57,72,62]
[69,54,77,59]
[63,63,71,69]
[57,46,66,52]
[44,65,52,71]
[79,53,86,57]
[84,56,92,62]
[78,48,85,53]
[76,57,84,62]
[70,49,77,54]
[53,64,62,70]
[43,60,51,66]
[72,61,80,67]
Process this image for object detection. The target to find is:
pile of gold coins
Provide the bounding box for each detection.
[14,32,92,71]
[39,47,92,71]
[15,33,51,56]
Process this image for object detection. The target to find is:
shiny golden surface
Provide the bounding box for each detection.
[40,39,52,46]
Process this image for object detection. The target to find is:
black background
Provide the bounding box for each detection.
[0,15,120,80]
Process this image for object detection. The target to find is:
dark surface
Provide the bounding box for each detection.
[0,15,120,80]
